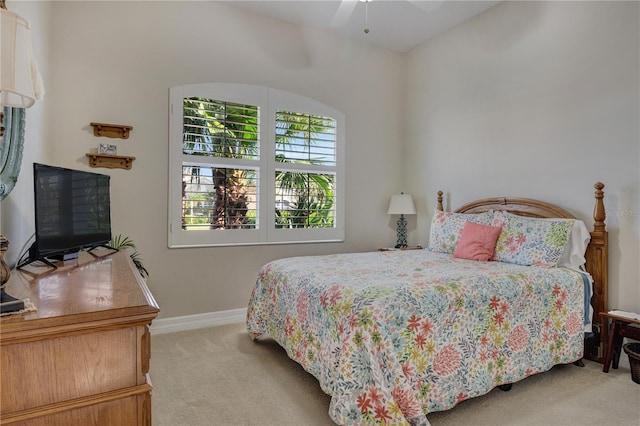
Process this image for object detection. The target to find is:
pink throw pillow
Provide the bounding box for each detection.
[453,221,502,261]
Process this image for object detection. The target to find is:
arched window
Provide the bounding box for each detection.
[168,83,345,247]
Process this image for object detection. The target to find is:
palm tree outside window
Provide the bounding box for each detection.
[169,84,345,247]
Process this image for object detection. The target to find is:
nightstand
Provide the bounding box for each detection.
[601,310,640,373]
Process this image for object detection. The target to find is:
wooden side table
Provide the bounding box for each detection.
[601,311,640,373]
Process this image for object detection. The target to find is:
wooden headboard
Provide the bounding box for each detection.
[436,183,608,363]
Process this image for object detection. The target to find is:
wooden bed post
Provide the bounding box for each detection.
[437,191,444,211]
[584,182,608,363]
[593,182,606,233]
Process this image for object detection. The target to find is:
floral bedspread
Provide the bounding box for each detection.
[246,250,585,425]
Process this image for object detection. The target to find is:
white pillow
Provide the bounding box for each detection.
[559,219,591,271]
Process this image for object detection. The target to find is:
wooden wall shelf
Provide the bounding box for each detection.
[90,122,133,139]
[86,153,135,170]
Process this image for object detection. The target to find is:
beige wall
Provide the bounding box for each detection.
[405,1,639,313]
[3,1,406,318]
[3,1,638,320]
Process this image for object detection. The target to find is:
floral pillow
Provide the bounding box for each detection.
[428,209,494,254]
[521,215,591,271]
[491,211,574,268]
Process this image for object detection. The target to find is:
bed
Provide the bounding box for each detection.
[246,183,608,426]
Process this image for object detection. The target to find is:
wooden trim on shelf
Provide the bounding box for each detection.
[86,153,135,170]
[90,122,133,139]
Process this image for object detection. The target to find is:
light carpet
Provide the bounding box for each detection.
[151,322,640,426]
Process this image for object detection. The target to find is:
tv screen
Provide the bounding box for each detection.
[18,163,112,268]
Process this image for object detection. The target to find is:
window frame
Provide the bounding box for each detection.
[168,83,345,248]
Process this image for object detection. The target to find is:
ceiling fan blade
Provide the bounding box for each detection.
[407,0,445,14]
[330,0,358,28]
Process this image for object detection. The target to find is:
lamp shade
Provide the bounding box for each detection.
[1,6,44,108]
[387,193,416,215]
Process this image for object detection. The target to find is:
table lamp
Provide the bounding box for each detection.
[387,192,416,248]
[1,0,44,313]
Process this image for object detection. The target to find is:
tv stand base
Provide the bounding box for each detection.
[16,256,58,271]
[50,252,80,261]
[17,244,119,271]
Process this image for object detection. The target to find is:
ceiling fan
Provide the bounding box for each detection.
[330,0,445,30]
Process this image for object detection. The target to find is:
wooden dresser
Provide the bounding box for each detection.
[0,250,159,425]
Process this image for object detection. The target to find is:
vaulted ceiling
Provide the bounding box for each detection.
[223,0,500,52]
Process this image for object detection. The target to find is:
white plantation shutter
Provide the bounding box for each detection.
[275,111,336,166]
[183,98,259,160]
[169,83,345,247]
[274,110,337,230]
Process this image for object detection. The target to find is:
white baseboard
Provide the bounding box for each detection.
[150,308,246,335]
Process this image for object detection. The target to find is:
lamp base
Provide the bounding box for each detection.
[0,234,24,313]
[0,288,24,313]
[395,214,408,248]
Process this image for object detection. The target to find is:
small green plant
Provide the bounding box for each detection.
[109,234,149,278]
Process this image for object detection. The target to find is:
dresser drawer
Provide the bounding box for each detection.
[4,392,151,426]
[1,326,145,414]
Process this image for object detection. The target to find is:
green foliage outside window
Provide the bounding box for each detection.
[181,98,336,230]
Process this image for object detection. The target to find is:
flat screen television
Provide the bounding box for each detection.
[17,163,114,269]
